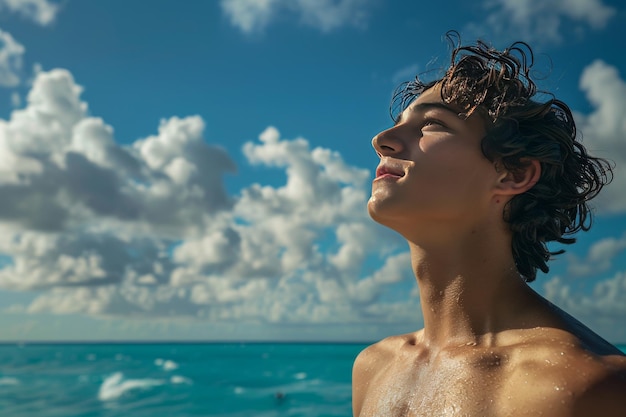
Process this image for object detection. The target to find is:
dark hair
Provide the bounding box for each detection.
[391,31,613,282]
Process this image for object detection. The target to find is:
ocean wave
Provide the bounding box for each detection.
[0,377,20,385]
[154,358,179,371]
[170,375,192,385]
[230,377,350,400]
[98,372,165,401]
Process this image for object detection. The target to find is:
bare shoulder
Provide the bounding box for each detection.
[568,347,626,416]
[352,332,413,384]
[547,302,626,415]
[352,332,419,417]
[355,333,411,363]
[507,328,626,416]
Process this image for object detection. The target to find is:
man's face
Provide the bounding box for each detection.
[368,84,499,234]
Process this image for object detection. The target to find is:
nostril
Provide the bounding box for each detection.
[377,144,397,155]
[372,127,403,157]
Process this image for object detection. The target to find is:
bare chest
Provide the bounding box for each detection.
[360,362,498,417]
[357,353,576,417]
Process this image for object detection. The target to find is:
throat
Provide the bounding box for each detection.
[416,267,533,348]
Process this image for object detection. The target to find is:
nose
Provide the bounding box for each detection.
[371,126,404,158]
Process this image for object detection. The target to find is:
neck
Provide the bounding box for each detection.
[407,225,540,349]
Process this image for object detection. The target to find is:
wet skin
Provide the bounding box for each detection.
[352,85,626,417]
[353,308,626,417]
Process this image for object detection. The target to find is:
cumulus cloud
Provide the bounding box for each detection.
[540,60,626,340]
[567,233,626,277]
[0,69,237,235]
[575,60,626,214]
[0,28,25,87]
[220,0,373,34]
[0,68,235,287]
[0,67,417,325]
[0,0,60,26]
[544,272,626,341]
[473,0,615,44]
[0,0,62,88]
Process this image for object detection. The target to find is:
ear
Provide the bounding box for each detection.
[494,159,541,196]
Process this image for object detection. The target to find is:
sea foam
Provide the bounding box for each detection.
[0,377,20,385]
[98,372,165,401]
[170,375,192,384]
[154,358,179,371]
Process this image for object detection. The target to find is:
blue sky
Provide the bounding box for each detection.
[0,0,625,343]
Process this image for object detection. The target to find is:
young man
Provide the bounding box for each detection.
[352,34,626,417]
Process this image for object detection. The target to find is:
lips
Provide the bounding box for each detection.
[375,164,405,179]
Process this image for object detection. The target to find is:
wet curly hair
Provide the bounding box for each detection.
[391,31,613,282]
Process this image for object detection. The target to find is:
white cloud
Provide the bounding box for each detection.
[544,272,626,341]
[567,233,626,277]
[0,68,237,235]
[293,0,372,32]
[0,1,62,87]
[220,0,280,34]
[575,60,626,214]
[0,68,418,326]
[0,28,25,87]
[475,0,615,44]
[0,0,60,26]
[220,0,373,34]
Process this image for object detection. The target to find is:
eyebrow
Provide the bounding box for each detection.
[395,102,464,125]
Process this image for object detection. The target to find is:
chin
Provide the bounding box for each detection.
[367,198,384,222]
[367,197,401,228]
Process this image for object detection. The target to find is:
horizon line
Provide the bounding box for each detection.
[0,339,377,345]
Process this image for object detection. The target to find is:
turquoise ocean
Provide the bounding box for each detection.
[1,342,625,417]
[0,342,366,417]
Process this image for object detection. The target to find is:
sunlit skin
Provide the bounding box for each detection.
[352,84,626,417]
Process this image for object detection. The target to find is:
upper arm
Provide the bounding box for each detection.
[352,346,374,417]
[352,342,389,417]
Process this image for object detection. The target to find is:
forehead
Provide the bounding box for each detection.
[399,84,465,120]
[411,83,463,111]
[399,83,487,133]
[414,83,444,104]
